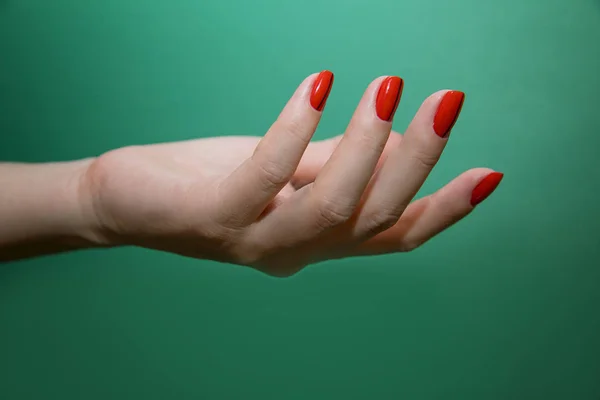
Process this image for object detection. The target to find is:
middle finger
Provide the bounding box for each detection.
[354,89,465,238]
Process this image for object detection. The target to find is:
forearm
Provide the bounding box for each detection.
[0,159,102,262]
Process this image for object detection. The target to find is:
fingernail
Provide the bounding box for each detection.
[310,70,334,111]
[471,172,504,206]
[433,90,465,138]
[375,76,404,122]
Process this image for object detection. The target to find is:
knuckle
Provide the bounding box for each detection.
[261,262,306,278]
[208,199,247,229]
[352,125,387,154]
[272,116,311,147]
[230,235,268,266]
[398,238,422,252]
[362,208,401,235]
[280,117,312,146]
[408,146,440,170]
[432,191,463,218]
[231,242,307,278]
[253,157,291,189]
[314,195,355,228]
[228,237,267,267]
[232,246,262,267]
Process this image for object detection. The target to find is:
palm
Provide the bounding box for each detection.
[90,135,332,238]
[131,135,315,195]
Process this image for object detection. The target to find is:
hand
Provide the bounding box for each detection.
[82,71,503,276]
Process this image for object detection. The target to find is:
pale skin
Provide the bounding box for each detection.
[0,74,502,276]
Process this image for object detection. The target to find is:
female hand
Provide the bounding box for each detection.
[82,71,503,276]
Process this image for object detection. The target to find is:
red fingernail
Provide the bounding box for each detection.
[375,76,404,122]
[471,172,504,206]
[433,90,465,138]
[310,70,334,111]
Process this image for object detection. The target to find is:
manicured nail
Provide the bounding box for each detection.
[433,90,465,138]
[471,172,504,206]
[310,70,334,111]
[375,76,404,122]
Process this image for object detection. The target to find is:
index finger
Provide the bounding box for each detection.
[216,71,334,226]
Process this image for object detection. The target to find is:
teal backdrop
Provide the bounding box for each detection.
[1,0,600,398]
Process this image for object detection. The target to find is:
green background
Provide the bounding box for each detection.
[1,0,600,398]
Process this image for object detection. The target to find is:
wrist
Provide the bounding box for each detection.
[26,158,112,250]
[0,159,112,261]
[67,158,113,249]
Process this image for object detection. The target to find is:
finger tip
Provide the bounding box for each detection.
[470,170,504,207]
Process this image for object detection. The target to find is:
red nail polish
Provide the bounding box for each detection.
[471,172,503,206]
[310,70,334,111]
[433,90,465,138]
[375,76,404,122]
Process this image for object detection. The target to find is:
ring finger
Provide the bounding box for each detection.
[354,89,465,238]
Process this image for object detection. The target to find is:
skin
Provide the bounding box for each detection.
[0,74,500,277]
